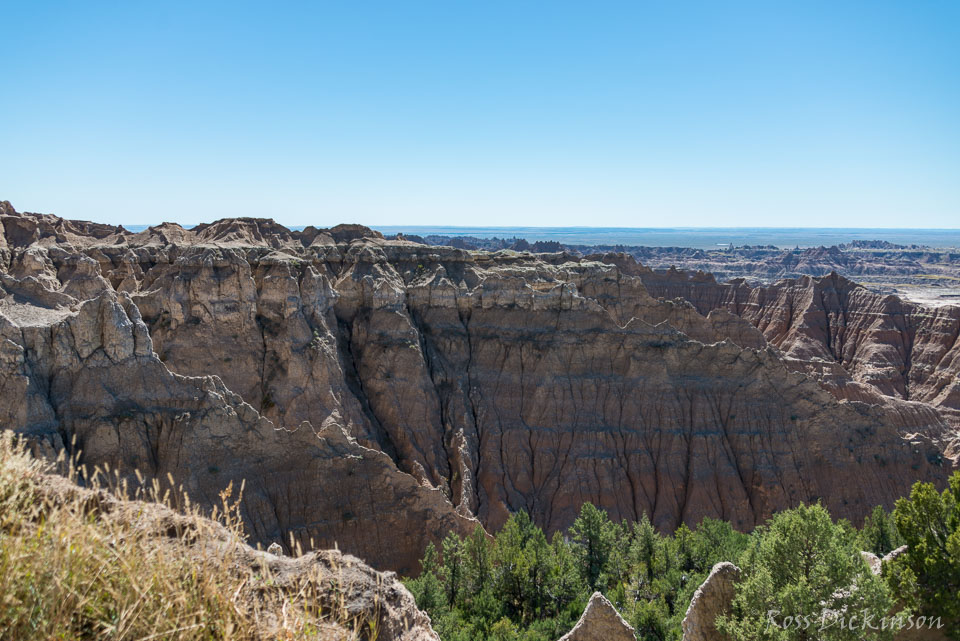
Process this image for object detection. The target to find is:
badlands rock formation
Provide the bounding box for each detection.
[399,233,960,305]
[638,266,960,431]
[410,235,960,303]
[681,562,741,641]
[584,243,960,292]
[557,592,635,641]
[0,201,955,573]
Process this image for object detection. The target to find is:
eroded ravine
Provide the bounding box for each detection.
[0,202,955,575]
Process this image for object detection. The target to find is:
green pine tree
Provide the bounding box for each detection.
[886,472,960,639]
[570,503,615,591]
[716,503,893,641]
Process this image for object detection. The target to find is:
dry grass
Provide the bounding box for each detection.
[0,434,375,641]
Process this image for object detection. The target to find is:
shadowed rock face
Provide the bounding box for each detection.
[0,202,955,573]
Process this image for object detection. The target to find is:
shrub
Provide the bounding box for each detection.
[886,472,960,639]
[717,503,893,641]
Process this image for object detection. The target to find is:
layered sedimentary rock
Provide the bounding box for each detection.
[557,592,635,641]
[638,266,960,433]
[0,201,955,573]
[397,232,960,306]
[582,243,960,294]
[0,287,475,574]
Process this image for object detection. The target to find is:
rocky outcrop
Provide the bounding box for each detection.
[861,550,883,574]
[16,450,440,641]
[638,267,960,433]
[882,545,909,564]
[0,202,955,574]
[595,243,960,293]
[681,562,741,641]
[557,592,635,641]
[0,288,476,574]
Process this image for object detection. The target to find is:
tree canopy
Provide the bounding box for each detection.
[407,473,960,641]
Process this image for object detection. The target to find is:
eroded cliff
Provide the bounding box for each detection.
[638,265,960,432]
[0,202,954,573]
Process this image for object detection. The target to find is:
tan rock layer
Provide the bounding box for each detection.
[638,265,960,424]
[0,289,476,575]
[0,203,954,574]
[558,592,635,641]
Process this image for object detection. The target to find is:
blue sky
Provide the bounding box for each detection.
[1,1,958,228]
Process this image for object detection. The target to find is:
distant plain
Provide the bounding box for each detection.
[121,225,960,250]
[372,226,960,250]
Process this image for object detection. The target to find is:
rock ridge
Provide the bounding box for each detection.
[0,202,955,573]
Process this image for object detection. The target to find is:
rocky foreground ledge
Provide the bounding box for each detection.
[0,435,440,641]
[0,201,956,576]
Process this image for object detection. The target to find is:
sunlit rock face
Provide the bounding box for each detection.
[681,562,740,641]
[558,592,635,641]
[640,266,960,429]
[0,201,954,573]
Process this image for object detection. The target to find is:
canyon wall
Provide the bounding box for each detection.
[0,201,954,572]
[637,264,960,431]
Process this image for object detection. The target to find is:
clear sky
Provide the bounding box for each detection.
[2,1,958,228]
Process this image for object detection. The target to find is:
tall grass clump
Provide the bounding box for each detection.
[0,433,367,641]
